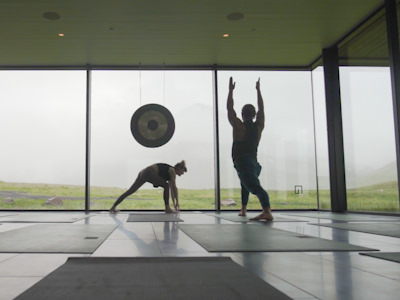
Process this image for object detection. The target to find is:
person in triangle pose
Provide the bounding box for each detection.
[110,161,187,213]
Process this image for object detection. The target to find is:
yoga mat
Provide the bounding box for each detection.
[0,213,93,223]
[127,213,183,222]
[310,222,400,238]
[178,224,377,252]
[0,213,18,217]
[283,212,400,222]
[0,224,117,253]
[360,252,400,263]
[14,257,292,300]
[207,213,306,223]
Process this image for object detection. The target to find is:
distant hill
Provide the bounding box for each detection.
[346,161,397,188]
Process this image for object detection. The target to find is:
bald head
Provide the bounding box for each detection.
[241,104,256,121]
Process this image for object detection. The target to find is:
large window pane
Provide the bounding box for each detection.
[340,67,399,212]
[217,71,317,210]
[90,70,214,210]
[312,67,331,210]
[0,71,86,210]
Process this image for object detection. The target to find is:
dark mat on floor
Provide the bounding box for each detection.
[0,224,117,253]
[14,257,291,300]
[283,212,400,222]
[0,213,93,223]
[127,213,183,222]
[310,222,400,238]
[207,213,307,223]
[360,252,400,263]
[178,224,376,252]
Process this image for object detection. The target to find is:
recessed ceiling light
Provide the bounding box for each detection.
[43,11,61,20]
[58,33,64,37]
[223,33,229,38]
[227,12,244,21]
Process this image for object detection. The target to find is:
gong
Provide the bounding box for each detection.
[130,104,175,148]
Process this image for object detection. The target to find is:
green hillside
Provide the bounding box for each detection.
[0,180,398,212]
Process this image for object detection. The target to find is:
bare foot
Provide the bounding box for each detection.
[238,206,247,217]
[249,209,273,221]
[109,208,119,214]
[165,207,176,214]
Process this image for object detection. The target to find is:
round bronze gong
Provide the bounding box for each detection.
[130,104,175,148]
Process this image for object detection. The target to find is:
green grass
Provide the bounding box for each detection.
[346,181,399,212]
[0,180,398,212]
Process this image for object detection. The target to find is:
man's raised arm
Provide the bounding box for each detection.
[255,78,265,129]
[227,77,237,125]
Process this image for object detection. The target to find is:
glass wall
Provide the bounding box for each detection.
[340,67,399,212]
[0,68,362,212]
[0,69,329,212]
[337,6,399,212]
[90,70,215,210]
[217,71,319,210]
[0,70,87,210]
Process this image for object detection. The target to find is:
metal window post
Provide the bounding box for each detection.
[85,66,92,212]
[385,0,400,211]
[213,68,221,211]
[322,46,347,212]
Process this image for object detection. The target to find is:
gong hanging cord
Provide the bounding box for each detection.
[163,70,165,106]
[139,71,142,106]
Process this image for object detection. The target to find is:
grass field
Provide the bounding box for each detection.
[0,180,398,212]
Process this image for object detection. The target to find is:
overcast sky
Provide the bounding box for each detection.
[0,67,397,190]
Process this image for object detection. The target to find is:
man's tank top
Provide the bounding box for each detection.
[157,163,172,181]
[232,120,259,163]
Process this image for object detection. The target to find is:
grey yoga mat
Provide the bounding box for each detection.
[14,257,292,300]
[178,224,377,252]
[0,224,117,253]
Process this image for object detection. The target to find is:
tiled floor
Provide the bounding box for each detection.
[0,211,400,300]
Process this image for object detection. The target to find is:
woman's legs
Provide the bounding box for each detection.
[111,165,174,213]
[110,170,147,212]
[142,166,174,213]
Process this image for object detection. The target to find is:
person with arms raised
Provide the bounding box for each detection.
[227,77,273,221]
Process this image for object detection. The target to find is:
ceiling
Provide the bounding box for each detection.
[338,8,389,66]
[0,0,385,69]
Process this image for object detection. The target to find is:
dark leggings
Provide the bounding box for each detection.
[112,166,170,208]
[234,157,270,208]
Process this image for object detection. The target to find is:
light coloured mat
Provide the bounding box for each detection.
[0,213,93,223]
[14,257,292,300]
[310,222,400,238]
[178,224,377,252]
[207,213,306,223]
[0,213,18,217]
[127,213,183,222]
[0,224,117,253]
[283,212,400,222]
[360,252,400,263]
